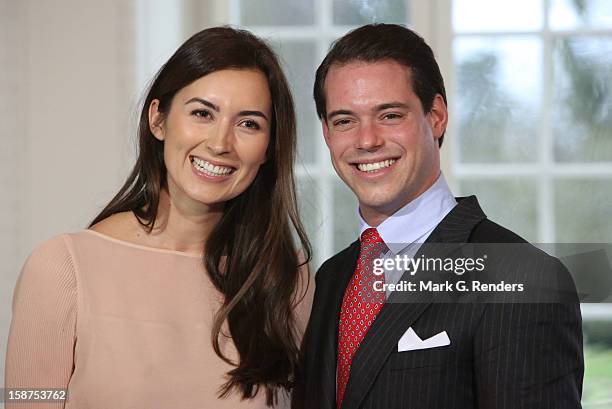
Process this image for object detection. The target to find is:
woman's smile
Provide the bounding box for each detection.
[190,155,236,179]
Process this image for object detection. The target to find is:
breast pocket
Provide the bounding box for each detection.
[387,344,454,370]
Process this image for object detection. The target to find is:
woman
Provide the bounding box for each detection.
[5,27,313,408]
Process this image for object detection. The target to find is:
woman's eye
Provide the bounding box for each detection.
[240,120,260,130]
[192,109,211,119]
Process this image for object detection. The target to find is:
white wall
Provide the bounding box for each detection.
[0,0,138,389]
[0,2,28,393]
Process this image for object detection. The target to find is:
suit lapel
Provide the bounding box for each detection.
[340,196,487,409]
[315,241,360,409]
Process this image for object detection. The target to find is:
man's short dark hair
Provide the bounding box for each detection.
[313,23,447,146]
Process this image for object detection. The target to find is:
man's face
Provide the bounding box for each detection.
[322,60,448,226]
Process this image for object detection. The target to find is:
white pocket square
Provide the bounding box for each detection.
[398,327,450,352]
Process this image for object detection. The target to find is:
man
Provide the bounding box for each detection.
[293,24,583,409]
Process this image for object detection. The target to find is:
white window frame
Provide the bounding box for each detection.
[443,0,612,320]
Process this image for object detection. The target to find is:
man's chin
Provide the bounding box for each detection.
[357,196,400,216]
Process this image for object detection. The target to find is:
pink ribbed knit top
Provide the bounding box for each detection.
[5,230,313,409]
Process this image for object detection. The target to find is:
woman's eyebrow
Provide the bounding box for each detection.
[238,110,269,121]
[185,98,268,121]
[185,97,220,112]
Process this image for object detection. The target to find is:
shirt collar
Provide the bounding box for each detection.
[358,172,457,253]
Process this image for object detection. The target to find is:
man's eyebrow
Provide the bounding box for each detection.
[185,97,220,112]
[238,110,269,121]
[375,102,409,111]
[327,109,355,120]
[327,102,410,120]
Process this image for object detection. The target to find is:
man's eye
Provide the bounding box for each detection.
[192,109,211,118]
[383,113,402,120]
[334,119,352,127]
[240,120,260,130]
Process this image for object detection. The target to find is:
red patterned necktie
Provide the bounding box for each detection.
[336,228,387,408]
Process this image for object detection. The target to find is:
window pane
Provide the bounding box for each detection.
[459,178,538,241]
[453,0,543,32]
[333,180,359,253]
[454,37,542,163]
[555,179,612,242]
[552,36,612,162]
[240,0,314,26]
[333,0,407,25]
[272,41,319,164]
[550,0,612,30]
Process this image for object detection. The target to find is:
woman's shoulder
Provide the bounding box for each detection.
[25,233,74,270]
[16,233,78,307]
[22,211,136,276]
[87,210,139,240]
[82,212,204,258]
[84,211,157,249]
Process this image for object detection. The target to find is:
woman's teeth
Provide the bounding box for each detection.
[191,157,234,176]
[357,159,396,173]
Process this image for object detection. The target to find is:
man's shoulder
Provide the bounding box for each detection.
[468,218,529,244]
[455,199,554,266]
[469,218,578,301]
[315,240,359,282]
[469,217,554,264]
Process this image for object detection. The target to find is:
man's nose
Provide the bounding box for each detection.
[356,121,383,151]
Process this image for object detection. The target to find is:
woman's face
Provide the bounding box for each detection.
[149,69,272,208]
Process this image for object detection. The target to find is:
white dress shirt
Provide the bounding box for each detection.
[358,172,457,292]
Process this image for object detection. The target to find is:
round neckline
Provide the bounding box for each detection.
[81,229,204,259]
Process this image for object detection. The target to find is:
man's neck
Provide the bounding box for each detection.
[359,172,441,227]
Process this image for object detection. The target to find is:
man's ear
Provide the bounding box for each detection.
[148,99,165,141]
[321,117,332,147]
[427,94,448,142]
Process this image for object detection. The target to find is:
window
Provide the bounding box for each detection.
[451,0,612,406]
[452,0,612,245]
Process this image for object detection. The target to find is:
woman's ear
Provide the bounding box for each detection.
[261,140,274,165]
[260,150,270,165]
[148,99,165,141]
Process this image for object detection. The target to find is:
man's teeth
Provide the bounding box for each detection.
[191,157,234,176]
[357,159,396,173]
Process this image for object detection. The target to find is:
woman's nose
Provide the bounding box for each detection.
[206,121,232,155]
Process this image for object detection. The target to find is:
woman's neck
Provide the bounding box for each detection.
[144,188,224,255]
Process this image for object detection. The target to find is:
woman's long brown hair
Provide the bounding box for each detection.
[89,26,311,405]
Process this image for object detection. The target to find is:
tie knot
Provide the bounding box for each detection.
[360,228,385,252]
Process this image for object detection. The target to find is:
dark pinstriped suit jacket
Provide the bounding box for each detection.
[292,196,583,409]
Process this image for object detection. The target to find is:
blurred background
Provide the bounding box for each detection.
[1,0,611,406]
